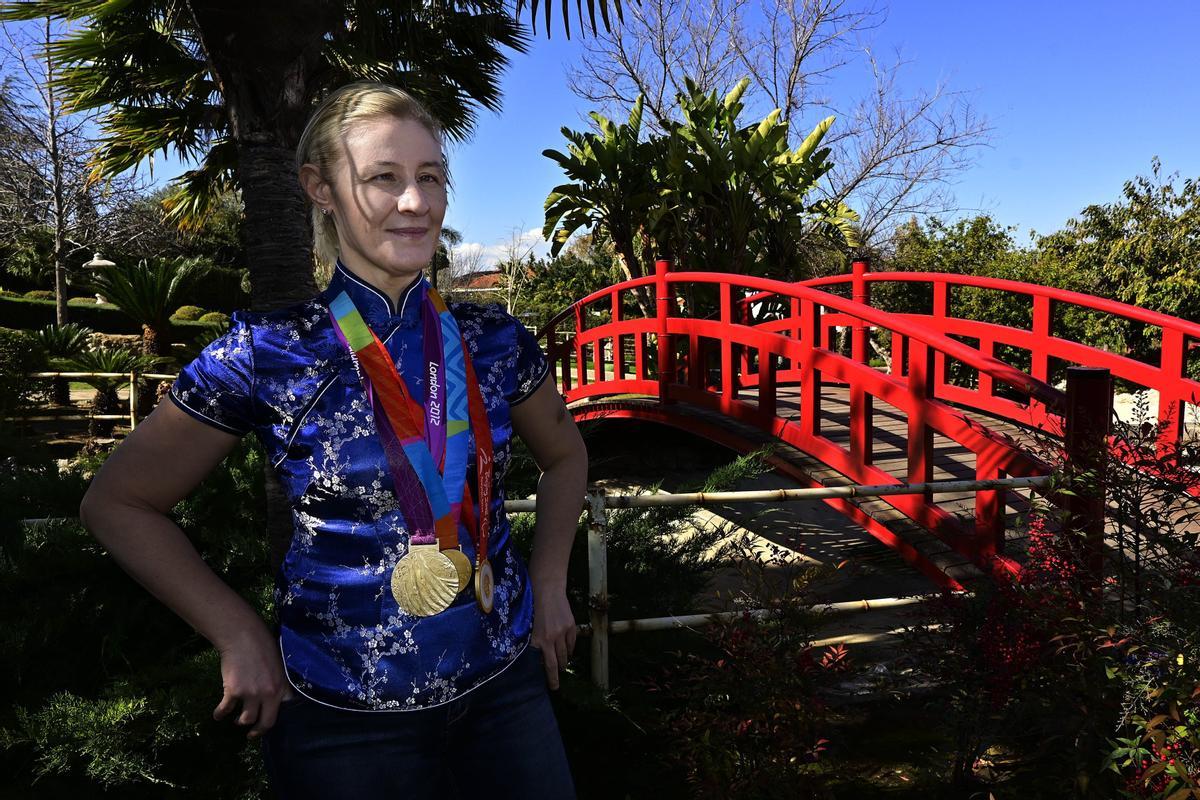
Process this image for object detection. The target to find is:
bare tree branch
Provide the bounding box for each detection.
[565,0,991,246]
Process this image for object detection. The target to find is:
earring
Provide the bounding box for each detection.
[322,209,331,217]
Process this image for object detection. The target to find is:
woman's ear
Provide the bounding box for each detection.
[299,163,333,211]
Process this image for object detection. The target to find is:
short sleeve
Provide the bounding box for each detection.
[168,312,256,435]
[506,315,550,406]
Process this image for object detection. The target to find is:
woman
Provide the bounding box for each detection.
[79,81,586,799]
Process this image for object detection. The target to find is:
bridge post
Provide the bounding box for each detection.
[907,339,936,489]
[611,289,624,381]
[1064,366,1112,595]
[851,259,870,363]
[1157,328,1186,463]
[850,259,874,464]
[655,259,675,405]
[799,299,823,438]
[1030,295,1053,427]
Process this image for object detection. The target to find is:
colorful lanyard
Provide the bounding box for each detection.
[328,277,495,614]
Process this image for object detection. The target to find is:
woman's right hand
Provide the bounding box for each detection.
[213,617,294,738]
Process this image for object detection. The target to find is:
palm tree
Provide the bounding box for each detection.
[0,0,625,569]
[84,257,207,357]
[432,225,462,292]
[0,1,529,313]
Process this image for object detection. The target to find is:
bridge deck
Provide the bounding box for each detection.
[571,377,1200,589]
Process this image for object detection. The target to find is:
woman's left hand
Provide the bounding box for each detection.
[531,583,577,690]
[510,378,588,692]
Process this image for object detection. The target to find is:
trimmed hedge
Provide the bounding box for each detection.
[198,311,229,326]
[23,289,55,301]
[172,305,207,321]
[0,296,225,345]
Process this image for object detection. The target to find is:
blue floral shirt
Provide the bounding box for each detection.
[169,263,550,711]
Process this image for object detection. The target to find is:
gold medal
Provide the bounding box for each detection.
[391,543,459,616]
[443,548,473,593]
[475,558,495,614]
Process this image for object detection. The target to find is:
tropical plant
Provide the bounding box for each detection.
[32,321,94,405]
[544,77,859,309]
[0,1,532,315]
[32,321,93,360]
[82,257,208,356]
[66,347,164,437]
[544,95,661,291]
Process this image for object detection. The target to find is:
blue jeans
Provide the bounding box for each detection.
[263,645,576,799]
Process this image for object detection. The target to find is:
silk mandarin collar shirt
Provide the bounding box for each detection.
[169,262,550,711]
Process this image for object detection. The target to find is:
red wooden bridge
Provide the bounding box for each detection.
[538,261,1200,590]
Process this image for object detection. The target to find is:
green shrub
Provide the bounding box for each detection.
[23,289,55,301]
[187,265,250,314]
[0,440,271,796]
[198,311,229,327]
[0,289,19,298]
[0,327,47,417]
[170,305,206,321]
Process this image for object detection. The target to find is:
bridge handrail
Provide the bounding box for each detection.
[799,271,1200,340]
[538,271,1065,412]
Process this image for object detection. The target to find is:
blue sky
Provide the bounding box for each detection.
[441,0,1200,264]
[142,1,1199,265]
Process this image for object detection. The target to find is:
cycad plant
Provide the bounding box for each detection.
[32,322,94,406]
[84,257,207,357]
[67,348,165,438]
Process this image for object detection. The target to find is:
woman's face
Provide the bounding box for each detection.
[307,115,448,287]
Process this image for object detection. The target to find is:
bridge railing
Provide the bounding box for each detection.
[796,262,1200,461]
[538,262,1080,579]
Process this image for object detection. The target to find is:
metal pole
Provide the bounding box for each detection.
[1064,366,1112,594]
[129,370,137,429]
[586,487,610,691]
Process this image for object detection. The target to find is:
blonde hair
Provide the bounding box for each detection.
[295,81,450,270]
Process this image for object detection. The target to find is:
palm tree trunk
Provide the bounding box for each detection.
[90,387,114,439]
[185,0,338,569]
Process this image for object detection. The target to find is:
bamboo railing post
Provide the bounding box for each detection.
[129,370,138,429]
[587,487,610,692]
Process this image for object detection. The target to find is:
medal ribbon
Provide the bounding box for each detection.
[329,281,493,568]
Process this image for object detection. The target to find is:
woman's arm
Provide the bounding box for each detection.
[79,400,290,737]
[509,378,588,690]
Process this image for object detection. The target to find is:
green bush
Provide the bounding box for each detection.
[23,289,55,301]
[187,265,250,314]
[0,289,19,298]
[0,327,47,417]
[0,440,271,797]
[171,305,206,321]
[198,311,229,326]
[0,297,222,350]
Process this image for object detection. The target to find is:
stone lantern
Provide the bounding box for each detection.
[81,252,115,303]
